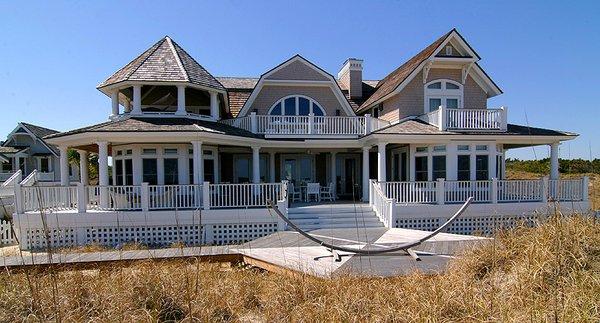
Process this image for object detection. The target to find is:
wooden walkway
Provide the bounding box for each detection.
[1,228,488,277]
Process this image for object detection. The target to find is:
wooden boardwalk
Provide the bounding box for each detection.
[1,228,488,277]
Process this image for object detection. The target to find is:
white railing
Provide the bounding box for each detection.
[382,181,437,204]
[497,180,542,202]
[20,170,38,186]
[0,170,21,196]
[149,184,202,210]
[37,172,55,182]
[420,106,507,132]
[88,185,142,210]
[378,177,587,206]
[549,179,584,201]
[22,186,78,212]
[444,180,492,203]
[221,113,390,136]
[210,182,284,208]
[369,180,395,227]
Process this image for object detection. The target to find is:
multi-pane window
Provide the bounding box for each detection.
[164,158,179,185]
[415,156,428,181]
[432,156,446,180]
[475,155,489,180]
[457,155,470,181]
[269,95,325,116]
[425,80,463,112]
[1,159,12,173]
[142,159,158,185]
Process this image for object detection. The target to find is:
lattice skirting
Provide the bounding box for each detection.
[0,220,14,245]
[395,213,542,235]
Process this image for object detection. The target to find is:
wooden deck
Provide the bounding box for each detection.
[1,228,488,277]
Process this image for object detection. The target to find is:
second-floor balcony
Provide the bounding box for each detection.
[420,106,507,132]
[221,113,391,137]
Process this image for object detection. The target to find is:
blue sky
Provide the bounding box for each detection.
[0,1,598,160]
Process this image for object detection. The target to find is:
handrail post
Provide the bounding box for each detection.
[308,113,314,135]
[582,176,589,201]
[491,178,498,204]
[436,178,445,205]
[388,199,396,228]
[365,114,372,134]
[14,183,23,214]
[541,176,548,203]
[202,181,210,210]
[369,179,374,206]
[438,105,447,131]
[77,183,87,213]
[250,112,257,133]
[500,106,508,131]
[141,182,149,212]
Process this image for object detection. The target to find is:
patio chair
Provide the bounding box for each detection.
[320,182,335,201]
[306,183,320,202]
[288,182,302,202]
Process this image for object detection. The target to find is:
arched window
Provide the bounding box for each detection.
[268,95,325,116]
[424,79,463,113]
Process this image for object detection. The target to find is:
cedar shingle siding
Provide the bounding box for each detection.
[266,60,329,81]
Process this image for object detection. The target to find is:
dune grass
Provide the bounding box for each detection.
[0,214,599,322]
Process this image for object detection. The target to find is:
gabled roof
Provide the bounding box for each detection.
[236,55,356,117]
[97,36,225,91]
[20,122,59,139]
[2,123,60,156]
[358,29,502,112]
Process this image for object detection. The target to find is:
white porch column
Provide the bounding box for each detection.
[192,141,203,184]
[210,91,219,120]
[377,142,387,182]
[330,151,337,198]
[362,146,370,201]
[111,90,119,118]
[489,151,497,180]
[132,85,142,115]
[550,142,560,180]
[78,150,88,185]
[252,146,260,184]
[59,146,69,186]
[176,85,186,115]
[269,151,276,183]
[97,141,109,208]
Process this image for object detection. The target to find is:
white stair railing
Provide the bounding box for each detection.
[369,180,395,227]
[20,169,38,186]
[0,170,22,197]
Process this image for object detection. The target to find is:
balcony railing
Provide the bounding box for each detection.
[220,113,391,137]
[420,106,507,132]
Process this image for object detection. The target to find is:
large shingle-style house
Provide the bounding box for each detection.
[11,29,589,249]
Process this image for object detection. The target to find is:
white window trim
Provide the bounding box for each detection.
[424,79,464,113]
[267,95,326,116]
[35,156,53,173]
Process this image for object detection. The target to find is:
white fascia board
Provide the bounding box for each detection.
[365,133,577,145]
[99,81,227,97]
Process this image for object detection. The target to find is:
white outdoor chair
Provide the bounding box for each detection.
[288,183,302,202]
[305,183,320,202]
[320,182,334,201]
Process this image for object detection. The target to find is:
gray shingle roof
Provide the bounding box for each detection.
[44,117,262,139]
[98,37,225,91]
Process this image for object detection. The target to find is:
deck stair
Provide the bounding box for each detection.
[287,203,384,231]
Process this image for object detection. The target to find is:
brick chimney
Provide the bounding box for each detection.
[338,58,363,98]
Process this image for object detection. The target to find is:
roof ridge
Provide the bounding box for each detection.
[165,37,190,82]
[122,37,167,82]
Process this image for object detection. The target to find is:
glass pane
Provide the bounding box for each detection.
[270,102,281,115]
[142,159,157,185]
[283,159,296,183]
[115,160,123,186]
[204,160,215,183]
[40,158,49,172]
[164,158,179,185]
[415,156,428,181]
[432,155,446,180]
[446,98,458,109]
[259,156,268,182]
[284,97,296,115]
[299,157,312,183]
[189,158,194,184]
[475,155,489,180]
[446,82,459,90]
[429,98,442,112]
[298,97,310,115]
[427,82,442,89]
[457,145,470,151]
[457,155,470,181]
[125,159,133,185]
[313,103,324,116]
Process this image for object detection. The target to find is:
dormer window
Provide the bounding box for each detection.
[268,95,325,116]
[424,79,463,112]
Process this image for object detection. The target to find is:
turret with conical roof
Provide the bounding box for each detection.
[98,36,226,121]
